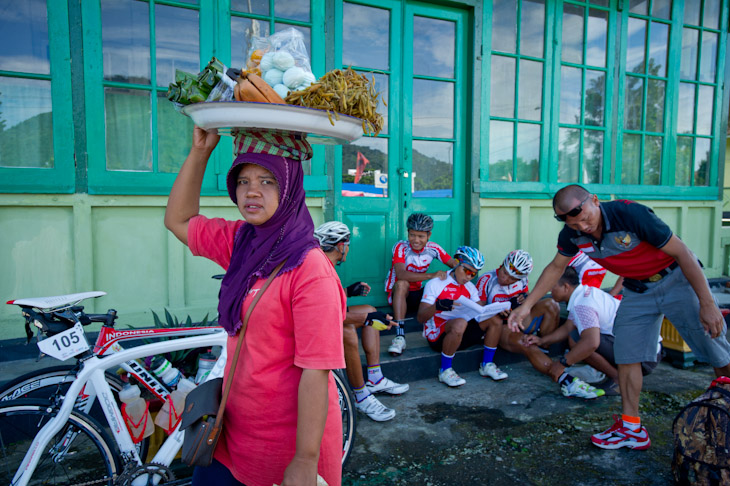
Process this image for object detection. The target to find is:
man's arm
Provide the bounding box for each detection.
[394,262,448,282]
[524,319,576,348]
[507,252,572,331]
[445,257,459,269]
[660,235,723,337]
[563,327,600,365]
[417,300,437,324]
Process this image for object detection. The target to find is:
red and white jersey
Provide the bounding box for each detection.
[569,251,607,288]
[476,268,528,304]
[384,240,452,293]
[421,272,479,342]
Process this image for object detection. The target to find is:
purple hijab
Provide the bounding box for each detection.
[218,152,319,335]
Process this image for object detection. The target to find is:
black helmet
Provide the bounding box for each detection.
[406,213,434,232]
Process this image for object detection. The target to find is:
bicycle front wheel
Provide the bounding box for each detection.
[0,399,121,486]
[333,369,356,467]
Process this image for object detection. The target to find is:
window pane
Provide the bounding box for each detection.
[274,23,311,60]
[520,0,545,58]
[694,138,710,186]
[155,5,199,87]
[492,0,517,54]
[683,1,700,25]
[413,16,455,78]
[584,70,605,126]
[703,0,721,29]
[696,85,714,135]
[489,120,513,181]
[627,18,646,73]
[680,28,698,80]
[648,22,669,77]
[675,136,692,186]
[646,79,665,133]
[652,0,672,19]
[624,76,643,130]
[629,0,648,15]
[412,141,453,198]
[231,17,267,74]
[156,93,192,174]
[583,130,604,183]
[413,79,453,138]
[621,134,640,184]
[586,9,607,68]
[275,0,309,22]
[558,127,579,183]
[699,31,717,83]
[562,4,584,64]
[231,0,268,15]
[104,88,151,171]
[0,0,49,74]
[516,123,540,182]
[491,56,515,118]
[0,77,53,168]
[677,83,695,134]
[343,4,389,71]
[102,0,150,84]
[644,136,662,185]
[591,0,609,6]
[370,72,389,134]
[518,60,542,121]
[560,66,582,124]
[342,137,388,198]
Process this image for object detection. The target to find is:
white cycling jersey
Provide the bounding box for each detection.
[476,268,528,304]
[567,284,619,336]
[569,251,607,288]
[384,240,451,293]
[421,272,479,342]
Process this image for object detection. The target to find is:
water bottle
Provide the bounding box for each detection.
[150,356,183,388]
[119,383,154,443]
[194,352,217,384]
[154,377,196,433]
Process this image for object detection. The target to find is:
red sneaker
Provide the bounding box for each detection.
[591,415,651,450]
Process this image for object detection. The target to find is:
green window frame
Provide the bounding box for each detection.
[0,1,75,194]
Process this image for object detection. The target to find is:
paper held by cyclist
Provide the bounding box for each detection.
[437,297,510,322]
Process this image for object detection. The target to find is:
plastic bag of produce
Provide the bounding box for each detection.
[245,28,317,99]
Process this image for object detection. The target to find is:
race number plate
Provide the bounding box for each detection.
[37,322,89,361]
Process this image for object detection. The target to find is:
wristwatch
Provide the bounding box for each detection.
[559,356,569,367]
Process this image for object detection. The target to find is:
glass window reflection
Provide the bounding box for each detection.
[520,0,545,58]
[412,140,453,198]
[231,0,268,15]
[558,127,579,182]
[621,134,640,184]
[675,137,692,186]
[516,123,540,182]
[104,88,151,171]
[583,130,603,183]
[696,85,714,135]
[102,0,150,84]
[491,56,515,118]
[342,138,388,198]
[489,120,513,181]
[155,5,199,87]
[156,93,192,173]
[413,16,455,78]
[651,0,672,19]
[703,0,721,29]
[683,1,700,25]
[561,4,584,64]
[648,22,668,77]
[677,83,695,134]
[275,0,309,22]
[586,9,607,68]
[491,0,517,54]
[231,17,267,73]
[584,70,605,126]
[694,138,710,186]
[629,0,648,15]
[646,79,665,133]
[0,77,53,168]
[518,60,542,121]
[699,31,717,83]
[343,4,389,71]
[680,28,698,80]
[626,18,646,73]
[560,66,581,124]
[624,76,643,130]
[413,79,453,138]
[0,0,49,74]
[644,136,662,185]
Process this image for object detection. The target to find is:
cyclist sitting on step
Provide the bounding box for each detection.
[385,213,458,357]
[314,222,409,422]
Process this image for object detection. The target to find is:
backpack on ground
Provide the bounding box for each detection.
[672,376,730,485]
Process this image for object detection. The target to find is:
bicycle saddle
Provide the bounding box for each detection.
[7,291,106,310]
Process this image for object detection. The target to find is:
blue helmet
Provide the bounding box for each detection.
[454,246,484,271]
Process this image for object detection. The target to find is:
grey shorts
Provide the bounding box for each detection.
[613,265,730,367]
[570,329,659,375]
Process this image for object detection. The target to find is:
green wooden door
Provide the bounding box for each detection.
[335,1,469,307]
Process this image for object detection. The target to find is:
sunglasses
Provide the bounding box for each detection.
[460,264,477,278]
[554,194,591,222]
[507,261,525,277]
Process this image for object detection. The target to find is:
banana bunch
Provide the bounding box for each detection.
[234,72,285,104]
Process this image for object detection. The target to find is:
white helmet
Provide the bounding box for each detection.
[314,221,350,251]
[503,249,533,279]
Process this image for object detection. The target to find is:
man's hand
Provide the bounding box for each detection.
[433,270,448,280]
[521,334,543,347]
[507,305,531,332]
[435,299,454,311]
[346,281,371,297]
[699,301,724,338]
[365,311,396,331]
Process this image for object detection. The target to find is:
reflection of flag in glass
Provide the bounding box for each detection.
[355,151,370,183]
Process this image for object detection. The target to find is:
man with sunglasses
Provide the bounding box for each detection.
[417,246,493,387]
[508,184,730,451]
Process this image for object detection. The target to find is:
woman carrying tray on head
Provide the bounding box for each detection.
[165,126,346,486]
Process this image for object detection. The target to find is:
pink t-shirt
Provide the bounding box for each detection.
[188,215,346,486]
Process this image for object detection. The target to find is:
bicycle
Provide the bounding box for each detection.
[0,291,356,485]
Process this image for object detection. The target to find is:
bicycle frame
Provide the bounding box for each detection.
[12,326,228,486]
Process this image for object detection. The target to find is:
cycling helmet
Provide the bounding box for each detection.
[454,246,485,271]
[406,213,434,232]
[313,221,350,251]
[503,249,533,279]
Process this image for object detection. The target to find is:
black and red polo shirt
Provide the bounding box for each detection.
[557,200,675,280]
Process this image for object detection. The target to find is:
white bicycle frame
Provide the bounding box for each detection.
[11,326,228,486]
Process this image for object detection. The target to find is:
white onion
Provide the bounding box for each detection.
[272,51,295,71]
[262,69,284,86]
[283,66,307,88]
[273,84,290,99]
[259,52,275,72]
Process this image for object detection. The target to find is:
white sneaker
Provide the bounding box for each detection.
[366,377,410,395]
[388,335,407,356]
[565,365,606,384]
[561,377,605,399]
[438,367,466,387]
[355,394,396,421]
[478,362,508,381]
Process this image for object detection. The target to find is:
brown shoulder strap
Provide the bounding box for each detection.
[212,259,287,428]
